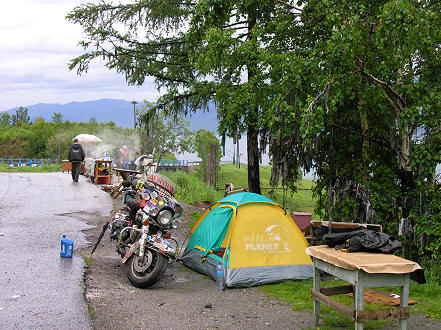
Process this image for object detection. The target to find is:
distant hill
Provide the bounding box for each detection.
[2,98,219,132]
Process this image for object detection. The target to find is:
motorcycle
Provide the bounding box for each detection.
[92,172,182,288]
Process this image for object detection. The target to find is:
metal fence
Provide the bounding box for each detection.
[1,158,191,168]
[0,158,60,167]
[155,159,189,167]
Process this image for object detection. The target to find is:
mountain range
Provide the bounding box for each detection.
[2,98,219,132]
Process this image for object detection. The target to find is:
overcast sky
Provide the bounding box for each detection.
[0,0,160,112]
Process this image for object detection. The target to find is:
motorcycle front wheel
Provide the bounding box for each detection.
[126,248,168,288]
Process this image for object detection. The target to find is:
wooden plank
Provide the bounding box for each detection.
[310,221,382,231]
[358,271,407,287]
[311,289,354,319]
[313,258,358,284]
[356,307,409,321]
[399,274,410,329]
[354,284,364,329]
[320,285,353,296]
[313,267,321,325]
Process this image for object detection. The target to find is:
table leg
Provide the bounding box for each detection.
[354,284,364,330]
[313,267,321,325]
[399,274,410,330]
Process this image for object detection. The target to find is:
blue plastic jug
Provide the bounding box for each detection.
[60,235,74,258]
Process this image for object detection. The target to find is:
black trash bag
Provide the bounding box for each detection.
[323,229,402,254]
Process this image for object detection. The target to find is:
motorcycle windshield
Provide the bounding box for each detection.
[147,173,176,196]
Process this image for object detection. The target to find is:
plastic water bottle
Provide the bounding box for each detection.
[216,261,225,291]
[60,235,74,258]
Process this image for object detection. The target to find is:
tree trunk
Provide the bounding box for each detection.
[244,6,261,194]
[360,109,369,183]
[357,74,369,183]
[384,87,414,219]
[399,124,411,171]
[247,121,261,194]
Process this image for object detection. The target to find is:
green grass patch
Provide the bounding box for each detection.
[0,163,61,172]
[260,277,441,328]
[162,170,218,205]
[87,303,97,319]
[84,257,95,265]
[261,280,313,311]
[188,210,203,228]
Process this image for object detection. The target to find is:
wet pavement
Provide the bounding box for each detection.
[0,172,112,329]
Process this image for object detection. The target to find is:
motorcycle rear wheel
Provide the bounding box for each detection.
[127,249,168,288]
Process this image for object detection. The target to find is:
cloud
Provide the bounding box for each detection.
[0,0,160,111]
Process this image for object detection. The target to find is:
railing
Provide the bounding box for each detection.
[154,159,189,167]
[0,158,60,167]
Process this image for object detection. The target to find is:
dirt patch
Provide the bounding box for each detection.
[194,201,212,209]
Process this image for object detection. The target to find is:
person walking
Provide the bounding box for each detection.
[68,138,85,182]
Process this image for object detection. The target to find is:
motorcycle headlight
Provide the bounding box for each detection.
[157,209,173,226]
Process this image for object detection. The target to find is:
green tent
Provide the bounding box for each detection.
[181,192,313,287]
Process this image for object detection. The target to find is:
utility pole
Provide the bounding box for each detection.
[131,100,137,129]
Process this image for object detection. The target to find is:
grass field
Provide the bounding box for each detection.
[166,163,319,219]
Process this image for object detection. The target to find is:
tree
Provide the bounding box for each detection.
[12,106,30,128]
[51,112,63,124]
[0,112,11,126]
[88,117,98,126]
[67,0,295,193]
[46,132,72,161]
[138,103,193,163]
[266,0,441,261]
[194,129,222,177]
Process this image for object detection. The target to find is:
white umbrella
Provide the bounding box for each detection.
[73,134,103,157]
[73,134,103,143]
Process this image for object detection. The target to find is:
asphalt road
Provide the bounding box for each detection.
[0,172,112,329]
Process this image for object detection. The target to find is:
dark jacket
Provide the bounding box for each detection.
[68,143,85,162]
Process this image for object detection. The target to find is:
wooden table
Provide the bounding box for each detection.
[62,160,84,174]
[307,245,422,330]
[113,168,141,182]
[110,168,142,198]
[61,160,71,173]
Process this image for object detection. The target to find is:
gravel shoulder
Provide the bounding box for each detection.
[79,193,315,330]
